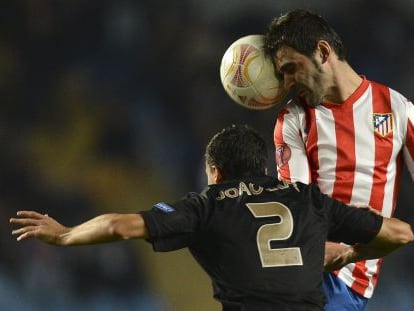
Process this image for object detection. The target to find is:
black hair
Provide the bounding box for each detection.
[264,9,346,60]
[205,125,267,181]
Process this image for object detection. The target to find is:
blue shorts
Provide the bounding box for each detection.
[323,272,368,311]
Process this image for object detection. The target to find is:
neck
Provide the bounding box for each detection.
[323,60,362,105]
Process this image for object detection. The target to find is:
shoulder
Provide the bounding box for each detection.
[175,190,211,209]
[275,100,308,135]
[368,79,412,105]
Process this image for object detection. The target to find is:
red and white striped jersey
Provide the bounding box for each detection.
[274,77,414,298]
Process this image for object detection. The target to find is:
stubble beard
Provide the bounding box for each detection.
[306,57,324,107]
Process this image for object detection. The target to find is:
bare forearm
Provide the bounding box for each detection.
[325,218,414,271]
[62,213,148,246]
[324,241,398,272]
[60,214,123,246]
[348,243,395,263]
[352,217,414,261]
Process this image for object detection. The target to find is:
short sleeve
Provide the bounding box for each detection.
[140,193,205,252]
[308,183,383,244]
[328,205,383,245]
[274,103,311,183]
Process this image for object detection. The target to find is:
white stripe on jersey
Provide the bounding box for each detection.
[336,262,356,288]
[314,107,336,196]
[364,259,380,297]
[337,258,379,298]
[350,87,375,207]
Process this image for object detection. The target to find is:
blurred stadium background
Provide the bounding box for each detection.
[1,0,413,310]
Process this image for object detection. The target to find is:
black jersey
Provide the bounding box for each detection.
[140,177,382,310]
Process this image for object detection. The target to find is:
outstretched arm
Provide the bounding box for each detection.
[325,217,414,271]
[10,211,148,246]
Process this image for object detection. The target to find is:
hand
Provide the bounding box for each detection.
[324,241,354,272]
[10,211,69,245]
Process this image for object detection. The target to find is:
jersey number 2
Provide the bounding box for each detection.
[246,202,303,267]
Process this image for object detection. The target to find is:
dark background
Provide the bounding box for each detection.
[1,1,413,310]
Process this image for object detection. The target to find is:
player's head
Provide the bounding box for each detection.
[205,125,267,184]
[264,9,346,61]
[263,9,347,106]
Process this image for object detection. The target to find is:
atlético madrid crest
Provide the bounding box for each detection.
[372,113,393,137]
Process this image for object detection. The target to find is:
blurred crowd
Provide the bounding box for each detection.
[1,1,413,310]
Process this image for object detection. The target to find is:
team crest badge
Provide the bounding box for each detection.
[372,113,393,137]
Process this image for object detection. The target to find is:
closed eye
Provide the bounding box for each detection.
[278,62,296,77]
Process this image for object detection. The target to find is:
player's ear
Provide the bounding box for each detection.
[316,40,331,63]
[212,166,224,184]
[216,166,224,184]
[206,164,224,185]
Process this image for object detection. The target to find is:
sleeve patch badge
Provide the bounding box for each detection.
[275,143,292,167]
[154,202,175,213]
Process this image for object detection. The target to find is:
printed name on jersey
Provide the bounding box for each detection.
[154,202,175,213]
[275,143,291,167]
[372,113,393,137]
[216,181,293,200]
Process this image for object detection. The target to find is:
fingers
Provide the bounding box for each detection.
[15,211,46,219]
[10,211,64,245]
[11,226,37,241]
[12,227,28,235]
[10,217,40,226]
[9,210,50,226]
[10,211,50,242]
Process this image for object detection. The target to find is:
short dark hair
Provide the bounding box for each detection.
[264,9,346,60]
[205,125,267,181]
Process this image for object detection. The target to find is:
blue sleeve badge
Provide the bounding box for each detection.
[154,202,175,213]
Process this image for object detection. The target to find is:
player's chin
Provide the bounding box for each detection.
[293,94,317,107]
[302,93,321,107]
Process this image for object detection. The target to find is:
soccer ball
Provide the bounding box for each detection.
[220,34,286,110]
